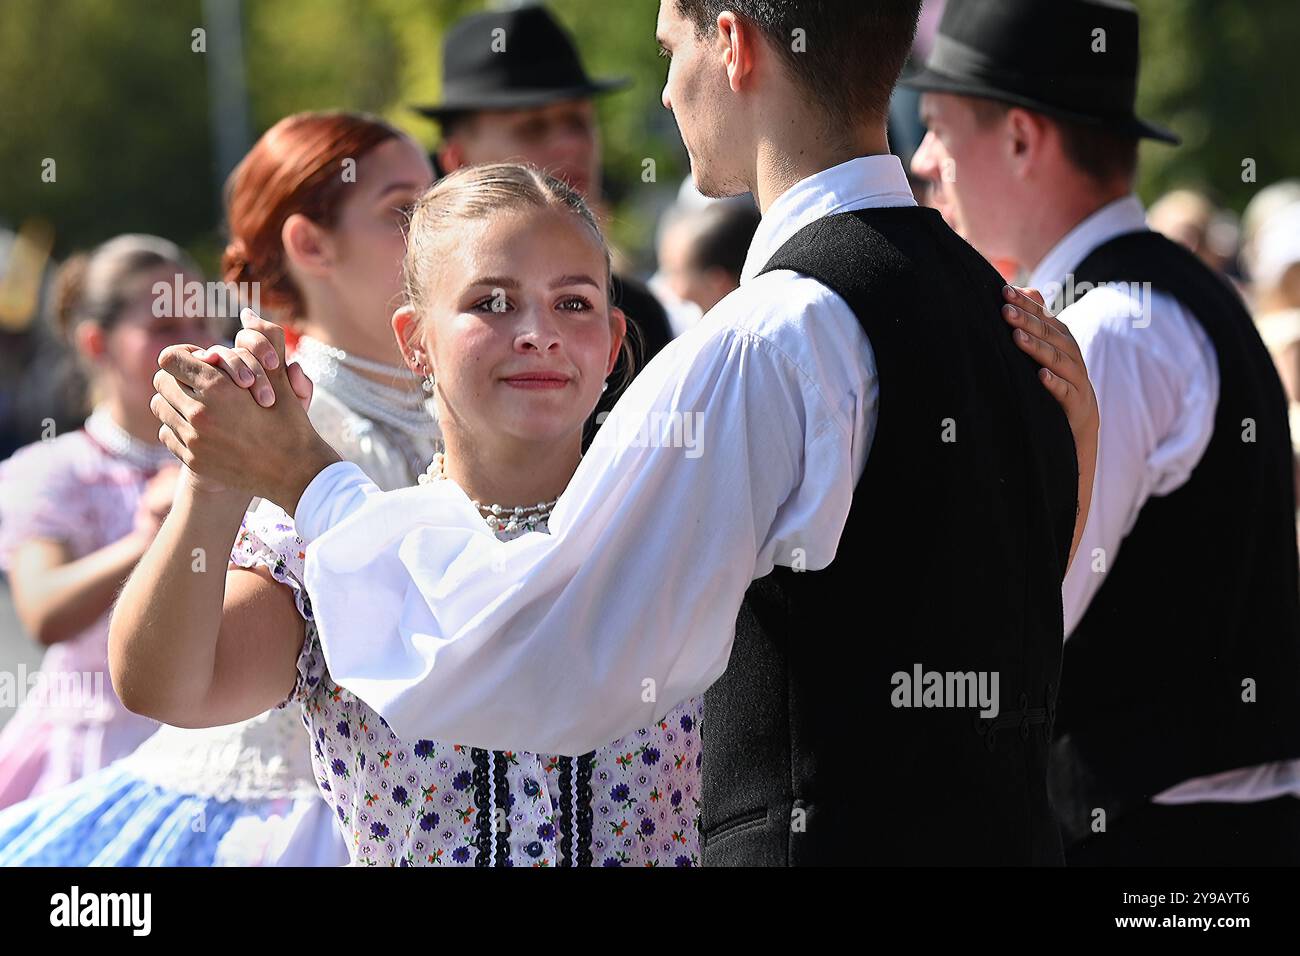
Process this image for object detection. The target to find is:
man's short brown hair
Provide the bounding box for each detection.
[674,1,922,131]
[967,97,1139,186]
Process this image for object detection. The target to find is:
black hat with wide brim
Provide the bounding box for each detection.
[901,0,1180,145]
[414,5,631,121]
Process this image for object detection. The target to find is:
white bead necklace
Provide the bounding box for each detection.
[417,451,558,533]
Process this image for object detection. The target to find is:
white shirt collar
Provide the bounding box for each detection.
[1028,195,1150,301]
[740,154,917,283]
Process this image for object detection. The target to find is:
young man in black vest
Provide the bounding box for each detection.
[155,1,1097,866]
[907,0,1300,865]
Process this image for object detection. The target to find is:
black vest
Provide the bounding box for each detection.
[1049,231,1300,846]
[701,207,1079,865]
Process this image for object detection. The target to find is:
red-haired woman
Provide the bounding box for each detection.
[0,112,437,866]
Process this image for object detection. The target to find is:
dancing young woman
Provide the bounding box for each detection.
[0,235,212,810]
[113,163,706,866]
[0,111,432,865]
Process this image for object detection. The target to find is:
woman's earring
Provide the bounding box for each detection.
[421,364,436,393]
[601,381,608,394]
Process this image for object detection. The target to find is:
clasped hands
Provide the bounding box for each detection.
[150,308,342,512]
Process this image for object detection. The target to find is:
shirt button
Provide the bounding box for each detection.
[522,778,541,797]
[525,841,544,858]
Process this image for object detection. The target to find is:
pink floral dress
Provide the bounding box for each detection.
[229,504,703,867]
[0,421,161,809]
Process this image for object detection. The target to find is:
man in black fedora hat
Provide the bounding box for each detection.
[906,0,1300,865]
[413,4,675,398]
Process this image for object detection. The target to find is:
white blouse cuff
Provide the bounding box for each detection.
[294,460,381,543]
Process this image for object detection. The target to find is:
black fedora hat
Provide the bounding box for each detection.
[902,0,1180,145]
[414,5,630,122]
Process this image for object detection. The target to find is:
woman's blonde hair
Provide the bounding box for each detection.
[401,163,638,394]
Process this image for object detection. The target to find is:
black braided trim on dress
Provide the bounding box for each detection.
[471,747,493,866]
[493,749,511,865]
[557,756,574,867]
[575,751,595,867]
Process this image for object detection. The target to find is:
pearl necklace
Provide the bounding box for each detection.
[417,452,558,533]
[84,405,174,472]
[293,335,439,440]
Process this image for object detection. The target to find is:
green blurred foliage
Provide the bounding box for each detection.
[0,0,1294,274]
[1133,0,1299,209]
[0,0,213,257]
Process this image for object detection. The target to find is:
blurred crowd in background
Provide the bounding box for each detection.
[2,0,1298,459]
[0,0,1298,849]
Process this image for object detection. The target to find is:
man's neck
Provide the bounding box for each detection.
[1016,181,1133,279]
[752,120,890,213]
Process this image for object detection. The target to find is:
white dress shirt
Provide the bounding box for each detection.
[1032,195,1300,804]
[1033,197,1220,637]
[290,155,914,756]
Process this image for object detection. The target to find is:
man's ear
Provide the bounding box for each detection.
[438,140,467,175]
[607,305,628,376]
[281,213,334,278]
[1005,107,1047,178]
[717,11,756,93]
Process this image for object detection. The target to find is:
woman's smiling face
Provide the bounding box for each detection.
[420,204,625,447]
